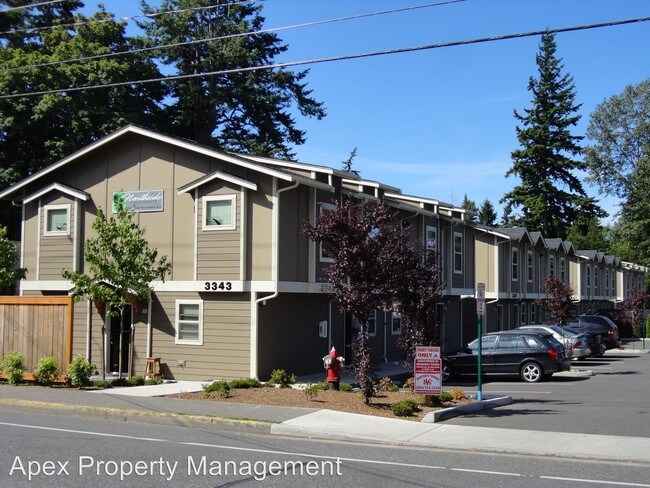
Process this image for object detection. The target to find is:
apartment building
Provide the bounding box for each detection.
[0,125,647,380]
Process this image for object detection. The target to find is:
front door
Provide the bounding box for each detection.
[109,305,132,374]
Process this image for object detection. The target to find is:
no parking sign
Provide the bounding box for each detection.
[414,346,441,395]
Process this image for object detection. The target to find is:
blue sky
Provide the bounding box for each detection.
[85,0,650,222]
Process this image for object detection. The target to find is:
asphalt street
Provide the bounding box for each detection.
[1,409,649,488]
[443,350,650,437]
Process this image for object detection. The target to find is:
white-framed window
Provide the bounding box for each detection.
[587,266,591,289]
[530,303,536,324]
[43,204,71,236]
[367,311,377,336]
[175,299,203,345]
[319,202,337,263]
[202,195,236,231]
[453,232,463,274]
[549,255,555,276]
[527,250,533,282]
[425,225,437,249]
[512,248,519,281]
[560,257,566,280]
[520,302,527,325]
[391,312,402,335]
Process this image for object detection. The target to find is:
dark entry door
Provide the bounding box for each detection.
[109,305,132,374]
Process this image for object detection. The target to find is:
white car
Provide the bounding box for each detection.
[517,325,591,360]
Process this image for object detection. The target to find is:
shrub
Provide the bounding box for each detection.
[111,377,130,387]
[267,369,296,388]
[34,356,60,385]
[128,375,145,386]
[391,399,421,417]
[339,383,353,392]
[228,378,262,389]
[303,383,319,401]
[93,380,113,388]
[449,386,467,400]
[66,355,94,388]
[402,377,415,392]
[377,376,399,392]
[145,377,163,386]
[1,351,25,384]
[646,316,650,339]
[438,392,453,403]
[312,381,329,391]
[203,380,231,397]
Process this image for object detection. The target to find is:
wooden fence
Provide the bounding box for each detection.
[0,296,74,380]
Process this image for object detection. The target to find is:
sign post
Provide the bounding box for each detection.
[414,346,442,406]
[476,283,486,401]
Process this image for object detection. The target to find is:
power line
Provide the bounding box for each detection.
[0,0,465,74]
[0,0,264,35]
[0,0,68,11]
[1,16,648,101]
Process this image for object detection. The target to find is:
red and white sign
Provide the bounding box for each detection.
[414,346,441,395]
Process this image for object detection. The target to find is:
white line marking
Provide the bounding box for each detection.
[0,421,444,470]
[451,468,521,477]
[541,476,650,487]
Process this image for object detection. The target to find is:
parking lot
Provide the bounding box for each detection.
[444,340,650,438]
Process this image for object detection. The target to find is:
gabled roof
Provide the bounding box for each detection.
[577,250,604,262]
[232,153,353,179]
[544,238,564,251]
[529,231,546,247]
[341,178,401,193]
[0,125,303,201]
[177,171,258,194]
[497,227,534,244]
[473,223,512,239]
[23,182,90,204]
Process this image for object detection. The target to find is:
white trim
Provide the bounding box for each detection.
[391,312,402,336]
[74,199,80,271]
[202,194,236,231]
[425,225,438,249]
[341,178,400,192]
[23,182,89,204]
[86,299,91,359]
[233,153,351,178]
[43,203,71,236]
[512,247,519,282]
[146,298,153,358]
[240,188,246,281]
[178,170,257,194]
[20,204,25,295]
[271,178,278,282]
[36,202,41,279]
[174,299,203,346]
[453,231,463,275]
[250,292,258,379]
[193,189,198,280]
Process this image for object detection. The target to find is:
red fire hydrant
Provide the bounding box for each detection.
[322,347,345,390]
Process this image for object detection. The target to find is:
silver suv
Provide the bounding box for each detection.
[517,325,591,360]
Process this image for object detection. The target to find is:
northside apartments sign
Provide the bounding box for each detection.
[113,191,164,213]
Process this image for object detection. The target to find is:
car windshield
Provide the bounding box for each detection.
[580,315,618,330]
[561,326,583,336]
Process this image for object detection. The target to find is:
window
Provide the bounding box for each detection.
[366,311,377,336]
[595,266,599,290]
[520,303,527,325]
[425,225,437,249]
[527,250,533,282]
[391,312,402,335]
[560,257,565,280]
[202,195,236,231]
[549,255,555,276]
[512,248,519,281]
[319,203,337,262]
[453,232,463,274]
[530,303,536,324]
[587,266,591,290]
[175,300,203,345]
[468,335,497,353]
[606,270,610,295]
[44,204,70,236]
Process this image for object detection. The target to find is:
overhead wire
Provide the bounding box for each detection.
[0,16,648,100]
[0,0,265,35]
[0,0,68,11]
[0,0,465,74]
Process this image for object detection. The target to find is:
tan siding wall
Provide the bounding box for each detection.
[248,178,273,281]
[23,203,39,280]
[149,292,251,381]
[38,195,74,280]
[475,235,492,292]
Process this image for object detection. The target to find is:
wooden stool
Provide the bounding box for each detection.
[144,357,161,379]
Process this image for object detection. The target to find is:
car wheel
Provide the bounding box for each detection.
[442,363,452,381]
[520,362,543,383]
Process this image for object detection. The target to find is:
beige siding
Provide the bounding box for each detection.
[248,178,274,281]
[38,195,74,280]
[475,234,493,292]
[149,292,251,381]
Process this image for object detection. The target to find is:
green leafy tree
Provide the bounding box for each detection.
[0,225,25,293]
[501,32,604,238]
[0,4,165,237]
[477,198,497,226]
[460,194,478,222]
[139,0,326,158]
[584,80,650,266]
[62,202,172,379]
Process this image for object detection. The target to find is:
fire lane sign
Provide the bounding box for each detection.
[414,346,441,395]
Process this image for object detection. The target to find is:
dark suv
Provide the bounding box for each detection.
[565,315,621,350]
[442,330,570,383]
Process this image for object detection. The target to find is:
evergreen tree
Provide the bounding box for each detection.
[565,216,610,253]
[460,194,478,222]
[341,147,360,176]
[501,32,604,238]
[139,0,325,158]
[477,198,497,226]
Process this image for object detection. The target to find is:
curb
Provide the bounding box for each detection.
[0,398,275,434]
[554,369,594,377]
[607,348,649,355]
[422,395,513,422]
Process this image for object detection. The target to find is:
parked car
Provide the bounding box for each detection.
[563,325,605,357]
[517,325,591,360]
[442,330,570,383]
[597,309,633,338]
[565,315,622,350]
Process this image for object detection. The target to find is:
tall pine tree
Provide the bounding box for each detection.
[501,32,604,239]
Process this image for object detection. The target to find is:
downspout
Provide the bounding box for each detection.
[250,179,299,379]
